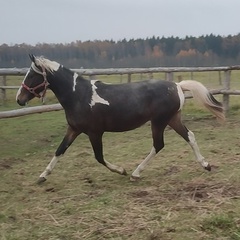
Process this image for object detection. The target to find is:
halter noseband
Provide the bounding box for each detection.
[22,65,50,101]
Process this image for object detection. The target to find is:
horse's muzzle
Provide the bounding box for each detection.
[17,99,27,106]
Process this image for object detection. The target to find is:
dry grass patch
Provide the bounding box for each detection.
[0,112,240,239]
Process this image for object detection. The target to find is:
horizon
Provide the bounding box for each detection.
[1,33,239,47]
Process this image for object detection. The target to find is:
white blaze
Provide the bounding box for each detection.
[16,69,30,100]
[90,80,110,107]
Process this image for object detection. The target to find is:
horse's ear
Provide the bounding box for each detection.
[29,54,36,63]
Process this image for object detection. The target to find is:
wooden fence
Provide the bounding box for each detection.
[0,66,240,119]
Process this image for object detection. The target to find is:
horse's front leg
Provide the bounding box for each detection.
[88,132,127,176]
[37,126,80,184]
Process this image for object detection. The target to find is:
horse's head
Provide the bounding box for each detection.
[16,54,60,106]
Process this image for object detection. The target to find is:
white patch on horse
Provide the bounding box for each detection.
[176,83,185,111]
[73,73,78,91]
[90,80,110,107]
[16,69,30,100]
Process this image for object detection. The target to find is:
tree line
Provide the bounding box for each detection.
[1,34,240,68]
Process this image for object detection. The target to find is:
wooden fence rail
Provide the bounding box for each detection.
[0,104,63,119]
[0,66,240,119]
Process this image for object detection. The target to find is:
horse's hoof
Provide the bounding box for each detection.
[130,175,140,182]
[204,164,211,171]
[37,177,47,184]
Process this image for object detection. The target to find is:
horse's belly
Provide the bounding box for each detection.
[103,115,149,132]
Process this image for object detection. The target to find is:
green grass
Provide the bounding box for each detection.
[201,213,240,239]
[1,111,240,239]
[0,73,240,239]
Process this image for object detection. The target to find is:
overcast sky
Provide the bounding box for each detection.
[1,0,240,45]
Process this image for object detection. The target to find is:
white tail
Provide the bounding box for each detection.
[177,80,225,122]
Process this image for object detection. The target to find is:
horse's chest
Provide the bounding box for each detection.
[65,108,91,130]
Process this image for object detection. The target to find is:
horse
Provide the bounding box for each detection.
[16,55,225,184]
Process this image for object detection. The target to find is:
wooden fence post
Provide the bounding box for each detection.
[0,76,6,103]
[127,73,131,83]
[190,72,194,80]
[223,70,231,114]
[148,72,153,79]
[177,75,182,82]
[164,73,167,81]
[89,75,97,80]
[218,71,222,85]
[167,72,174,81]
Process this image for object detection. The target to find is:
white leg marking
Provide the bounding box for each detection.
[105,160,126,175]
[131,147,156,179]
[188,130,209,168]
[39,156,61,179]
[89,80,110,107]
[73,72,78,91]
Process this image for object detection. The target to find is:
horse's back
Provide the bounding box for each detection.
[90,79,182,132]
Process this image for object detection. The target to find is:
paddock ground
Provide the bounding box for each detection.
[0,107,240,239]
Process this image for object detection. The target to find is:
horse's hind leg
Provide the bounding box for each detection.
[130,121,167,181]
[88,132,127,175]
[38,125,80,183]
[168,111,211,171]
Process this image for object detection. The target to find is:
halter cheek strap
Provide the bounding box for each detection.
[22,65,49,102]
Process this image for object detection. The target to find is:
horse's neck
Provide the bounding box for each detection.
[48,70,73,103]
[49,71,88,108]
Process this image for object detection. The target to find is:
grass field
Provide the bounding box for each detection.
[0,72,240,239]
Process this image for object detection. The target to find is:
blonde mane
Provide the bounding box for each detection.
[32,56,61,74]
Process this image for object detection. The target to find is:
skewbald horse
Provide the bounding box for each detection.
[16,55,225,183]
